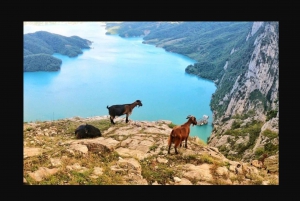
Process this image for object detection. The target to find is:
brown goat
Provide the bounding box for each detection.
[107,100,143,124]
[168,115,197,154]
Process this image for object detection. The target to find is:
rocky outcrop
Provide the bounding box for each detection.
[23,116,278,185]
[208,22,279,162]
[223,22,278,119]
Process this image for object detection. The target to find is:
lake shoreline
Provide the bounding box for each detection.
[24,22,216,143]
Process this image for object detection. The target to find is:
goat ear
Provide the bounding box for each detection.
[186,115,191,119]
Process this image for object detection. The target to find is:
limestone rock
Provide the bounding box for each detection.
[28,167,59,182]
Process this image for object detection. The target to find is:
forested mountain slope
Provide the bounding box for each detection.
[105,22,279,162]
[23,31,92,72]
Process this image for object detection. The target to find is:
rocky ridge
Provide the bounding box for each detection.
[208,22,279,161]
[23,116,278,185]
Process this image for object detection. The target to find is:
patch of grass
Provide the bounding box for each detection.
[98,151,120,164]
[45,169,89,185]
[223,161,231,169]
[90,119,113,132]
[24,150,124,185]
[227,155,239,161]
[219,145,228,152]
[69,169,94,184]
[167,123,177,129]
[254,147,265,158]
[249,174,263,185]
[262,129,278,139]
[222,121,263,159]
[25,127,33,131]
[199,153,216,164]
[224,129,242,137]
[185,154,198,161]
[229,174,244,184]
[212,179,230,185]
[264,143,278,155]
[266,110,278,121]
[231,120,241,129]
[232,110,256,120]
[140,156,177,185]
[24,152,52,172]
[149,144,158,152]
[93,169,125,185]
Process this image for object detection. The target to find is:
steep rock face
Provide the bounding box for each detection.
[225,22,278,119]
[208,22,279,162]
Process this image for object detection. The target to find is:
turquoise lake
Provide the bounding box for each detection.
[23,22,216,143]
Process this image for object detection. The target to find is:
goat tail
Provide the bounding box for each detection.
[107,105,109,109]
[171,130,176,138]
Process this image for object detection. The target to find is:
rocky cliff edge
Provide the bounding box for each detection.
[23,116,278,185]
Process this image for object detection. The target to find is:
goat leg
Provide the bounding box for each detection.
[175,141,181,154]
[110,116,115,124]
[175,147,178,154]
[168,145,171,154]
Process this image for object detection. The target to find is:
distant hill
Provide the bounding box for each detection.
[23,31,92,72]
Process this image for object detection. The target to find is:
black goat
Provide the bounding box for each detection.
[107,100,143,124]
[75,123,102,139]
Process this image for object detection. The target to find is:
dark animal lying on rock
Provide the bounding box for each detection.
[75,123,102,139]
[107,100,143,124]
[168,115,197,154]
